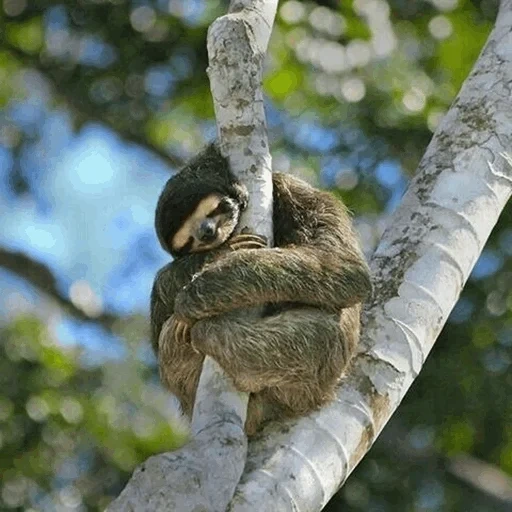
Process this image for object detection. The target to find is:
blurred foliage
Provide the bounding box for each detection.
[0,317,187,510]
[0,0,511,511]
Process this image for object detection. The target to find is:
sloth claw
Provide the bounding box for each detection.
[174,319,190,345]
[229,233,267,251]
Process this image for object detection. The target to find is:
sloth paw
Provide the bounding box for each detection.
[229,232,267,251]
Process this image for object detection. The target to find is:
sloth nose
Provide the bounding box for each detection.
[198,219,217,242]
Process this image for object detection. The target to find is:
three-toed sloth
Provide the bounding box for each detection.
[151,144,371,435]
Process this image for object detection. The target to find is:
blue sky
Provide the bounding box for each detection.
[0,118,171,355]
[0,124,169,312]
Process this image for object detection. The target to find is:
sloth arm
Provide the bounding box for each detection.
[174,175,371,323]
[174,247,370,323]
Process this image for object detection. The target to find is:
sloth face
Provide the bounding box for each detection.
[170,194,241,255]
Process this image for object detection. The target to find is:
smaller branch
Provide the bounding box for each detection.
[0,246,119,330]
[195,0,278,436]
[371,425,512,512]
[448,454,512,507]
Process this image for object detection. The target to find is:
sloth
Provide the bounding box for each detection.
[151,143,371,435]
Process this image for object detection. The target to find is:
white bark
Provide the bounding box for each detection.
[229,1,512,510]
[106,1,276,510]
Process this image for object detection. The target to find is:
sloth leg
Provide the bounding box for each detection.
[158,315,204,416]
[190,306,360,403]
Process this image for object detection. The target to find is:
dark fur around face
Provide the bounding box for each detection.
[155,143,248,256]
[151,144,372,435]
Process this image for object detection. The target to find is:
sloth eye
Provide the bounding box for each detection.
[217,198,232,213]
[207,198,231,217]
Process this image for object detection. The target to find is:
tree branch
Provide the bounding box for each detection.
[0,246,120,330]
[229,0,512,509]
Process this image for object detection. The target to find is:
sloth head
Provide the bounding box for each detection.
[155,143,249,257]
[168,193,243,255]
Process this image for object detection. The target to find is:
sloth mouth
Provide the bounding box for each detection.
[199,231,217,243]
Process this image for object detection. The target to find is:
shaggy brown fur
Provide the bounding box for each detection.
[151,144,371,435]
